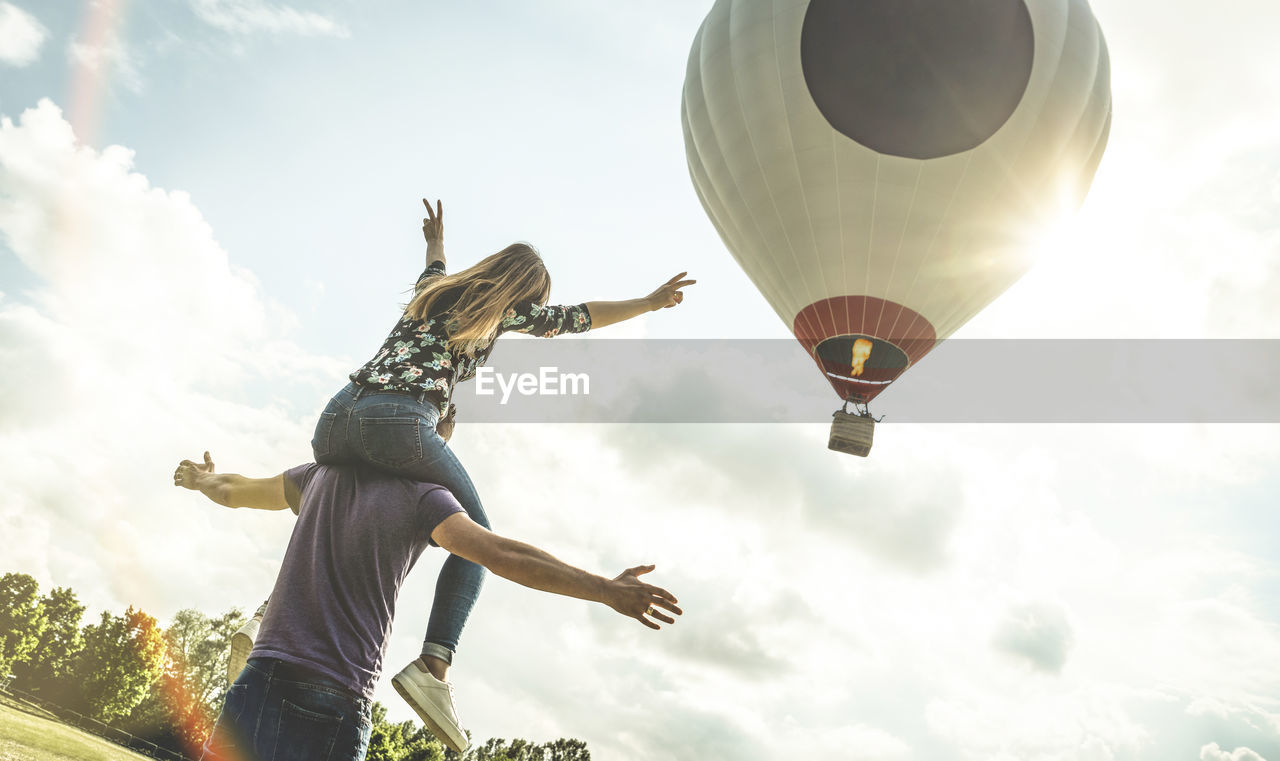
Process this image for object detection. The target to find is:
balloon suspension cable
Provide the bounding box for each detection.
[841,398,884,422]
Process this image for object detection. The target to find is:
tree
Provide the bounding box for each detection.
[471,738,538,761]
[0,572,46,679]
[465,737,590,761]
[401,722,447,761]
[126,606,243,755]
[367,701,446,761]
[13,585,86,697]
[540,739,591,761]
[363,708,590,761]
[73,606,166,723]
[164,608,243,723]
[366,702,407,761]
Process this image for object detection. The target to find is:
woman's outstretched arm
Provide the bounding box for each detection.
[584,271,696,330]
[423,198,445,270]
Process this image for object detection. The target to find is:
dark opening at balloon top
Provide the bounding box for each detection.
[801,0,1036,159]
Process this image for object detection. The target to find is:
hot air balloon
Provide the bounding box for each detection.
[681,0,1111,456]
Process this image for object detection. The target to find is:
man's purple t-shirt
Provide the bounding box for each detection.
[250,462,465,699]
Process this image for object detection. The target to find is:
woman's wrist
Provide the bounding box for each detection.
[425,240,444,266]
[582,297,657,329]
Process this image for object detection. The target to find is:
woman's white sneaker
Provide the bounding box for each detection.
[391,659,469,754]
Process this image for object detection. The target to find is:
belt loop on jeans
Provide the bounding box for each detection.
[352,383,366,401]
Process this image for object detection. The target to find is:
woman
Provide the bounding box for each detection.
[310,198,693,748]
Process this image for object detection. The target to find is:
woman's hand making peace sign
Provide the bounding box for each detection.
[582,272,696,329]
[422,198,446,269]
[645,272,696,310]
[422,198,444,245]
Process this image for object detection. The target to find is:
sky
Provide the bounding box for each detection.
[1,1,1278,760]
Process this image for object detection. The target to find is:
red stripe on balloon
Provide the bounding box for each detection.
[793,296,938,403]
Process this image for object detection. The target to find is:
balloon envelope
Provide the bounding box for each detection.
[682,0,1111,403]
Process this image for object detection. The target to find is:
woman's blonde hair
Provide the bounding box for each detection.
[405,243,551,357]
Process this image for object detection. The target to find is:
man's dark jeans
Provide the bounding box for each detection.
[201,657,372,761]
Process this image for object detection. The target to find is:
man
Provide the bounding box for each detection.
[174,453,681,760]
[225,403,463,686]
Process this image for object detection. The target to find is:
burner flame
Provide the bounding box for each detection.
[850,339,873,377]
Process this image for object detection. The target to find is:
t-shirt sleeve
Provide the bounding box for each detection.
[282,463,319,515]
[419,486,466,546]
[497,300,592,337]
[415,261,447,292]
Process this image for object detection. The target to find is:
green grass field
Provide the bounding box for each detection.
[0,693,155,761]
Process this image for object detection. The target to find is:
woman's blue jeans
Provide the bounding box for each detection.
[311,381,490,658]
[201,657,372,761]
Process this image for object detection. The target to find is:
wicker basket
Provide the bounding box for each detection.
[829,409,875,457]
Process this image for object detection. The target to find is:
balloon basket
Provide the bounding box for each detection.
[829,408,875,457]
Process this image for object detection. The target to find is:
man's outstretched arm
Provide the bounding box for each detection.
[431,513,682,630]
[173,452,291,511]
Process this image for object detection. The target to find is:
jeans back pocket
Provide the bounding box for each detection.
[359,417,424,469]
[270,698,343,761]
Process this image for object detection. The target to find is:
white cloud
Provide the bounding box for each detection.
[190,0,349,38]
[0,99,344,618]
[592,422,965,573]
[993,601,1076,674]
[0,1,47,67]
[1201,743,1269,761]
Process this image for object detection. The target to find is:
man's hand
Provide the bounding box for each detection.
[605,565,682,630]
[174,451,216,491]
[644,272,696,311]
[423,198,444,245]
[436,403,457,443]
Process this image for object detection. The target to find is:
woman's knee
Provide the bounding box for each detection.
[467,504,491,530]
[441,474,489,529]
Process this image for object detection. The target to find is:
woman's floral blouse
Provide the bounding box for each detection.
[350,260,593,414]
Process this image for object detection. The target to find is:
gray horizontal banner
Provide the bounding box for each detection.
[445,339,1280,423]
